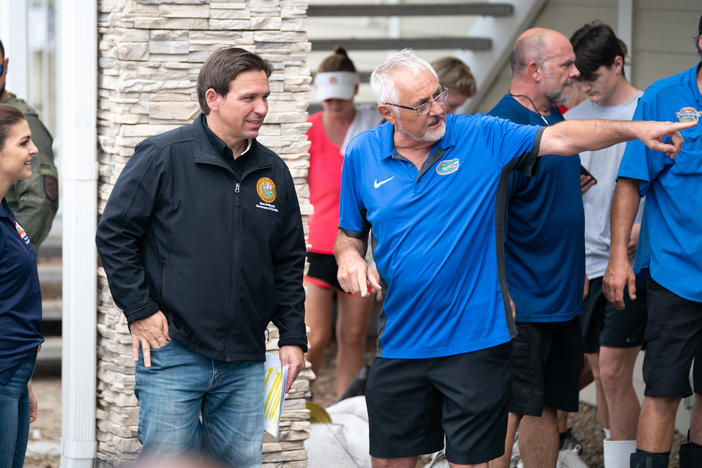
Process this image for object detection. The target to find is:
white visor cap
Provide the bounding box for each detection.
[314,71,360,101]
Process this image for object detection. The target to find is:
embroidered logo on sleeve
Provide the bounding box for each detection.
[436,158,460,175]
[676,107,702,122]
[256,177,279,212]
[14,220,30,244]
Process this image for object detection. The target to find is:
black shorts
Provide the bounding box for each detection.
[366,343,512,464]
[510,318,583,416]
[643,274,702,398]
[581,276,647,354]
[304,251,344,291]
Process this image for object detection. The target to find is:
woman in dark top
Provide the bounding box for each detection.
[0,103,43,468]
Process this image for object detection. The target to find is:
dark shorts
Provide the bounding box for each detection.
[366,343,512,464]
[581,276,647,354]
[510,318,583,415]
[304,251,344,291]
[643,274,702,398]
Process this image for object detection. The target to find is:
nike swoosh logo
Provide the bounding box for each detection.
[374,176,395,189]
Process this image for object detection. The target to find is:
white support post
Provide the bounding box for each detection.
[57,1,98,467]
[0,0,30,100]
[618,0,634,81]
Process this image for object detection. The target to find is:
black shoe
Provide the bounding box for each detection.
[630,449,669,468]
[679,442,702,468]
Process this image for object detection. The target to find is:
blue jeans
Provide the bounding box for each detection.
[0,352,36,468]
[134,340,265,467]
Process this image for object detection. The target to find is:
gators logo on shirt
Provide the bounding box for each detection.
[676,107,702,122]
[256,177,277,203]
[436,158,460,175]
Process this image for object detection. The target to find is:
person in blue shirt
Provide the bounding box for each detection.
[488,28,588,468]
[603,17,702,468]
[566,23,646,468]
[0,103,43,468]
[334,48,691,468]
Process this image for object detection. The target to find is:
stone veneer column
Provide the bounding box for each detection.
[95,1,313,466]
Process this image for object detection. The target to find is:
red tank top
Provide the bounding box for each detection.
[306,112,344,254]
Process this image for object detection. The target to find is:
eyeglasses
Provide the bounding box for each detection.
[0,63,3,75]
[384,87,448,116]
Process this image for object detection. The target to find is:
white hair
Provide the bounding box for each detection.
[370,49,438,109]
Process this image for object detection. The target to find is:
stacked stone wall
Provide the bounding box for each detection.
[96,1,312,465]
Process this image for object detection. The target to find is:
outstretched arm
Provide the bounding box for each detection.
[603,178,641,309]
[540,119,694,158]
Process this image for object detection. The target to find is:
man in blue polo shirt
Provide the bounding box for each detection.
[603,17,702,468]
[487,27,586,468]
[335,49,691,468]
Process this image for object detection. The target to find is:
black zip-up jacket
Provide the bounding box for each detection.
[96,115,307,361]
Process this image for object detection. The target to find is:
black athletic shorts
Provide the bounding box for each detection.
[581,276,647,354]
[643,274,702,397]
[510,318,583,416]
[304,251,344,291]
[366,343,512,464]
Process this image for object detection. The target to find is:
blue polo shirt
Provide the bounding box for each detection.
[488,95,584,323]
[0,198,43,384]
[339,114,542,359]
[618,63,702,303]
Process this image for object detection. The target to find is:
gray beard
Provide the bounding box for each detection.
[543,84,571,106]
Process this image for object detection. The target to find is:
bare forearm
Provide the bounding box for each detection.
[541,120,638,156]
[610,178,641,262]
[540,119,692,157]
[334,230,380,296]
[604,178,642,308]
[334,230,367,262]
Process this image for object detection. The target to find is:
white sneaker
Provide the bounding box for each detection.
[510,431,521,468]
[557,449,588,468]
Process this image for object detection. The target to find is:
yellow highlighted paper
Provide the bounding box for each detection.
[263,352,289,437]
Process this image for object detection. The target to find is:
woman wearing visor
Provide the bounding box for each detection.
[305,47,383,400]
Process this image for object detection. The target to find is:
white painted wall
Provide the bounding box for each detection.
[475,0,701,113]
[0,0,30,100]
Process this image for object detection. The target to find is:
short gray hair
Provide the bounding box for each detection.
[370,49,438,107]
[510,33,545,75]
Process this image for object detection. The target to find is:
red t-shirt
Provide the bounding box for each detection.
[556,104,569,115]
[306,112,344,254]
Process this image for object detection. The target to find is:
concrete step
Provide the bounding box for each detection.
[38,261,62,300]
[38,262,61,283]
[42,298,61,321]
[42,299,62,337]
[37,234,61,259]
[37,336,61,363]
[37,259,62,337]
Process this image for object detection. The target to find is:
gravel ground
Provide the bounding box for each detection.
[24,340,686,468]
[567,401,686,468]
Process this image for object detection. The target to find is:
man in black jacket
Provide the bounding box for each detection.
[96,48,307,467]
